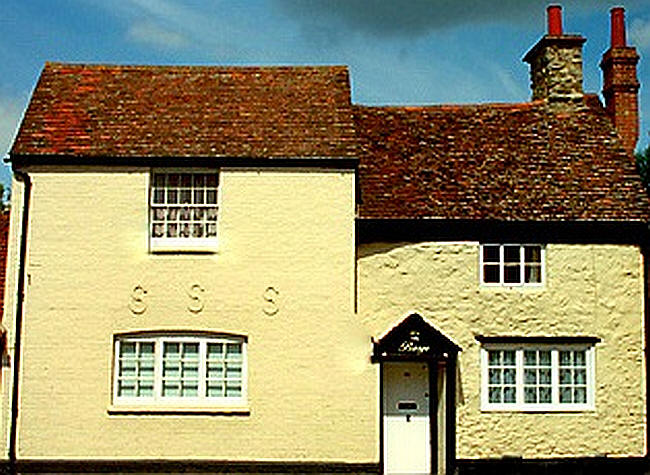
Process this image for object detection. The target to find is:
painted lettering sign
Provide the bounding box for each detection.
[398,330,431,355]
[398,340,431,354]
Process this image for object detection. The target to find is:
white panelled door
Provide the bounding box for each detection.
[383,362,431,475]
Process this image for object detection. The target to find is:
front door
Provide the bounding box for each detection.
[382,361,431,475]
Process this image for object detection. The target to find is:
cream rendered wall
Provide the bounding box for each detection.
[359,241,645,458]
[8,166,377,462]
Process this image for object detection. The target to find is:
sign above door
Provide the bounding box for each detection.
[372,313,461,362]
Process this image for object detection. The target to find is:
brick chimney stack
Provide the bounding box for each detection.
[523,5,586,112]
[600,7,640,156]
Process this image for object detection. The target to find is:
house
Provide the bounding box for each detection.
[1,5,649,475]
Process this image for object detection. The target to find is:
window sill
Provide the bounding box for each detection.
[150,238,218,254]
[479,283,545,290]
[150,248,218,255]
[107,405,250,416]
[481,405,595,413]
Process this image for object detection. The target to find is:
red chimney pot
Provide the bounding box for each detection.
[547,5,563,36]
[611,7,626,48]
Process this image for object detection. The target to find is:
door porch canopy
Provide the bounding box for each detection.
[372,313,461,363]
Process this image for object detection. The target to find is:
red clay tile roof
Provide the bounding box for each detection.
[11,63,357,159]
[10,63,650,222]
[354,98,650,221]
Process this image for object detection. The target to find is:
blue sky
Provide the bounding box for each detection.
[2,1,650,191]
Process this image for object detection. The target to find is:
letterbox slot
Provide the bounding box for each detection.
[397,401,417,411]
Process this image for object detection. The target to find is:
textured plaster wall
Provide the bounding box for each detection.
[359,242,645,459]
[5,167,377,462]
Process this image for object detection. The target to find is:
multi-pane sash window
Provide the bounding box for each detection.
[162,342,200,397]
[116,341,155,397]
[523,350,552,404]
[207,341,244,398]
[482,345,594,411]
[481,244,543,286]
[487,349,517,404]
[150,171,218,250]
[114,334,246,406]
[559,350,588,404]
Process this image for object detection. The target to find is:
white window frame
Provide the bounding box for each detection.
[149,169,220,252]
[480,343,595,412]
[113,333,247,408]
[479,243,545,287]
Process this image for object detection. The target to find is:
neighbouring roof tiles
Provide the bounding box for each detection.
[354,99,650,221]
[11,63,358,159]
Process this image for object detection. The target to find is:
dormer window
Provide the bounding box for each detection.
[480,244,544,286]
[150,170,219,252]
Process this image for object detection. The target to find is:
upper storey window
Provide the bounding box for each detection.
[150,171,219,251]
[480,244,544,286]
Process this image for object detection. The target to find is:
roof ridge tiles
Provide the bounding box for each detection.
[43,62,350,73]
[354,101,546,112]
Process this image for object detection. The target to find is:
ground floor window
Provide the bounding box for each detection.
[113,333,246,407]
[480,343,595,411]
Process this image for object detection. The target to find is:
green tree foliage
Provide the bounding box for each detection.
[636,144,650,190]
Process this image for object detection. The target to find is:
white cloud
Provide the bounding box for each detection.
[117,0,204,50]
[630,18,650,51]
[493,66,528,102]
[127,21,189,49]
[0,94,26,159]
[0,94,27,188]
[85,0,251,58]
